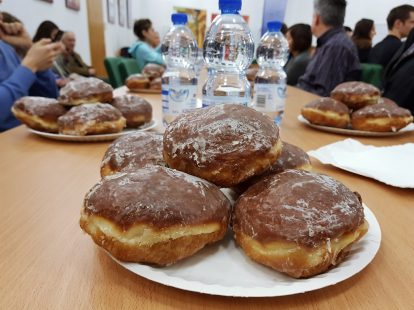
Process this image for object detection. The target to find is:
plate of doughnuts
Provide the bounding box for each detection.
[27,120,157,142]
[298,115,414,137]
[109,204,380,297]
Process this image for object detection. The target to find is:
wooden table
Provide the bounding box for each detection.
[1,86,413,309]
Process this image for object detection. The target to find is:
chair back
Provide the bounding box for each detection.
[119,58,141,83]
[361,63,383,88]
[104,57,123,88]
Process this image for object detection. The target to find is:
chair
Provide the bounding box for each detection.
[119,58,141,83]
[104,57,123,88]
[361,63,383,89]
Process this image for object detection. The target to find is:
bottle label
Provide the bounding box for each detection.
[162,84,198,117]
[202,96,250,108]
[253,82,286,112]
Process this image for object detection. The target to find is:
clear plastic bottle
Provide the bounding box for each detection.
[202,0,254,107]
[252,21,288,125]
[161,13,199,126]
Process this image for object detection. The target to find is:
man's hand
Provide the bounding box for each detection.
[21,39,62,72]
[0,21,32,53]
[88,68,96,76]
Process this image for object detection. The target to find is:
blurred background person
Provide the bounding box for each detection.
[285,23,312,86]
[129,19,164,72]
[33,20,59,42]
[369,5,414,68]
[344,25,353,37]
[352,18,375,62]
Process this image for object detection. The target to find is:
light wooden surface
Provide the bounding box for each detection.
[1,87,414,309]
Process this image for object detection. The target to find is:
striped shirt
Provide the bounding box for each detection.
[297,27,361,97]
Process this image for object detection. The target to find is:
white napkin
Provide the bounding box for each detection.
[308,138,414,188]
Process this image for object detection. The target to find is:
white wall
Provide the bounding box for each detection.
[284,0,412,45]
[1,0,91,64]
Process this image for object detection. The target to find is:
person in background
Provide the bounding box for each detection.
[281,23,288,36]
[285,23,312,86]
[55,31,96,77]
[352,18,375,63]
[297,0,360,97]
[33,20,59,42]
[129,19,165,72]
[382,27,414,114]
[368,5,414,68]
[0,7,61,131]
[344,25,352,37]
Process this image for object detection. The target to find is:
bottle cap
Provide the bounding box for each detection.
[267,21,283,32]
[219,0,242,13]
[171,13,188,25]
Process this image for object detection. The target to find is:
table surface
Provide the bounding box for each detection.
[1,86,413,309]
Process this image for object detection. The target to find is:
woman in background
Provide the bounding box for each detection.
[33,20,59,42]
[285,23,312,86]
[352,19,376,63]
[129,19,164,72]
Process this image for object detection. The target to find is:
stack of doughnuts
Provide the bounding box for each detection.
[301,81,413,132]
[13,77,154,136]
[126,64,165,92]
[80,103,368,278]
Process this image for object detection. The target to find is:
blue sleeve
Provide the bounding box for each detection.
[30,69,59,98]
[139,44,165,66]
[0,65,36,124]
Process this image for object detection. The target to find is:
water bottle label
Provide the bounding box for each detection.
[202,96,250,108]
[163,84,198,116]
[253,83,286,112]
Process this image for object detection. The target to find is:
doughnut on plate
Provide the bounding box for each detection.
[26,120,157,142]
[298,115,414,137]
[108,204,380,297]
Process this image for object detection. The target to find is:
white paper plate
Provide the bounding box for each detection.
[27,120,157,142]
[109,204,381,297]
[298,115,414,137]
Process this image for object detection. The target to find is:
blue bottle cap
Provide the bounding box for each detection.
[267,21,283,32]
[171,13,188,25]
[219,0,242,13]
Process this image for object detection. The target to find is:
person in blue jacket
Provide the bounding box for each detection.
[129,19,165,72]
[0,8,61,132]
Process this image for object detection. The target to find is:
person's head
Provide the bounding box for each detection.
[344,25,352,37]
[133,19,160,48]
[281,23,288,36]
[33,20,59,42]
[1,11,20,23]
[387,5,414,38]
[286,24,312,55]
[352,19,375,41]
[312,0,347,37]
[62,31,76,53]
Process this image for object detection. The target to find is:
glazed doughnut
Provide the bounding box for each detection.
[11,97,67,133]
[378,97,398,107]
[330,81,380,110]
[236,142,312,193]
[301,98,350,128]
[142,63,165,80]
[100,131,165,177]
[59,77,113,106]
[125,74,150,90]
[149,77,162,90]
[111,95,152,128]
[163,104,282,187]
[351,102,413,132]
[57,103,126,136]
[233,169,369,278]
[80,166,231,265]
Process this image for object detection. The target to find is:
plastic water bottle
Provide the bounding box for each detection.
[161,13,199,126]
[202,0,254,107]
[252,21,288,125]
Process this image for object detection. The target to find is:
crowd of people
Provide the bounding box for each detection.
[1,0,414,132]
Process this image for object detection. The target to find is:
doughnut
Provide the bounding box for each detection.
[125,74,150,90]
[59,77,113,106]
[301,98,350,128]
[163,104,282,187]
[246,67,258,82]
[149,77,162,90]
[236,142,312,193]
[142,63,165,80]
[378,97,398,107]
[351,102,413,132]
[11,97,67,133]
[330,81,380,110]
[233,169,369,278]
[57,103,126,136]
[80,166,231,265]
[111,95,152,128]
[100,131,165,177]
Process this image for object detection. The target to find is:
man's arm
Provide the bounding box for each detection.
[65,53,90,76]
